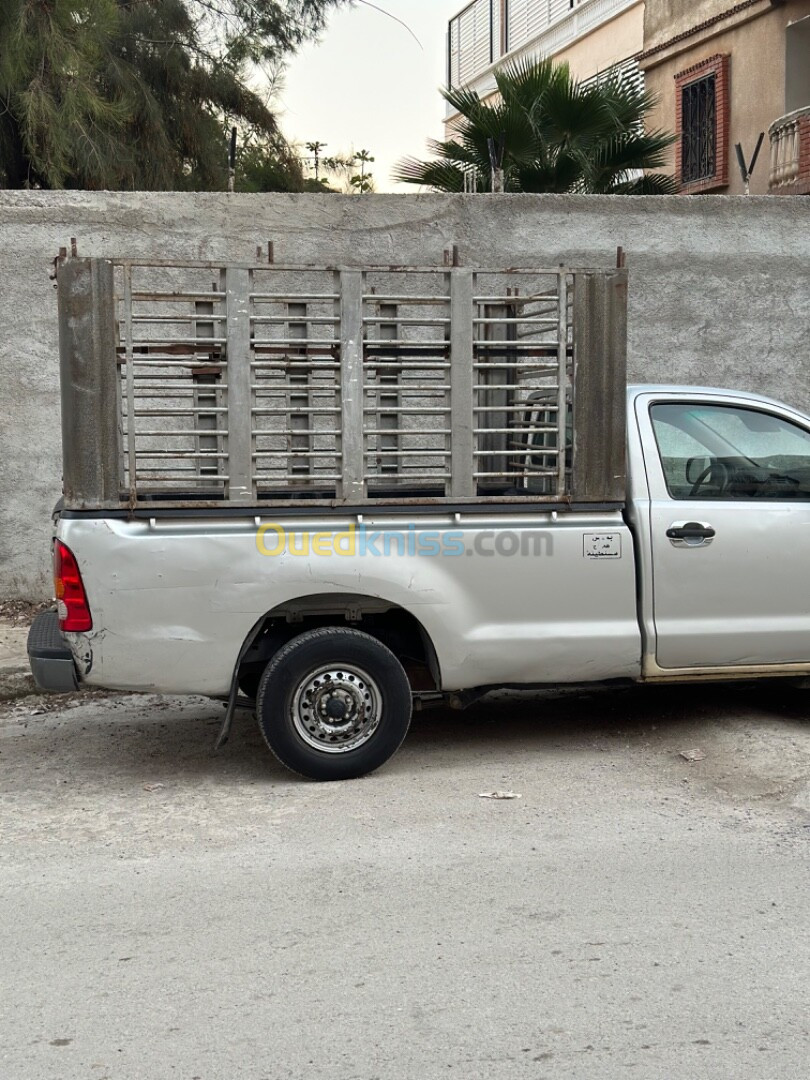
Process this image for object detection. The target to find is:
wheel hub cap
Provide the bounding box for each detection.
[292,665,382,754]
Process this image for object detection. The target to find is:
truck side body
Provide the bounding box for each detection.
[51,384,810,697]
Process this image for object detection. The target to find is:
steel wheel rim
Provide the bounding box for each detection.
[291,664,382,754]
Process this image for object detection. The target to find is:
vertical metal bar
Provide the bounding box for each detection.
[225,266,253,502]
[478,298,514,487]
[340,269,365,501]
[450,268,475,498]
[193,285,220,487]
[378,303,400,478]
[556,268,568,497]
[122,264,137,504]
[57,257,121,508]
[707,76,716,177]
[113,290,125,494]
[287,301,312,480]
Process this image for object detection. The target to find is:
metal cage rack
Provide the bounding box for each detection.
[57,256,627,510]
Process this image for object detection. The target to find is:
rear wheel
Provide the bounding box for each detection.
[256,627,412,780]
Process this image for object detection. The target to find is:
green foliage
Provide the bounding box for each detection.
[349,173,373,193]
[103,0,285,191]
[0,0,347,190]
[235,134,305,192]
[187,0,347,66]
[0,1,129,188]
[313,149,375,193]
[303,176,337,192]
[394,57,677,195]
[350,147,374,192]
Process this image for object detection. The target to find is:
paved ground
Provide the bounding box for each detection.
[1,669,809,1079]
[0,619,34,701]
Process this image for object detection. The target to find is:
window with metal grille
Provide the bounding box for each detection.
[681,75,717,183]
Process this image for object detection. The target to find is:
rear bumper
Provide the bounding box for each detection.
[27,611,78,693]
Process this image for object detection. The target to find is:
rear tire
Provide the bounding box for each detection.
[256,627,412,780]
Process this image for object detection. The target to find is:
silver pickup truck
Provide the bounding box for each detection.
[28,256,810,779]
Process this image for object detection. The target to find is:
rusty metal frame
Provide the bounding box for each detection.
[56,255,628,511]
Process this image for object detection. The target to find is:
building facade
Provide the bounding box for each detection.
[445,0,646,135]
[640,0,810,195]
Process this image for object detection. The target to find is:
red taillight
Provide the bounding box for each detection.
[54,541,92,632]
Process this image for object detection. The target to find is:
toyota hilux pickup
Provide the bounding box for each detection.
[27,255,810,779]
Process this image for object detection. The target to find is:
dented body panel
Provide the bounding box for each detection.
[59,509,641,696]
[40,383,810,699]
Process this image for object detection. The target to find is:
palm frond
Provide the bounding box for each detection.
[392,156,466,192]
[442,83,486,121]
[610,172,679,195]
[409,57,676,196]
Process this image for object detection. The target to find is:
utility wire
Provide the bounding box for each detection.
[354,1,424,50]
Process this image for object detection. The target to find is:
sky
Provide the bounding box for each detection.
[279,1,460,192]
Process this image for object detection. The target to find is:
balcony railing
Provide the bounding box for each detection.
[769,107,810,193]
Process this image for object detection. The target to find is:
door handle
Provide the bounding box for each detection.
[666,521,715,546]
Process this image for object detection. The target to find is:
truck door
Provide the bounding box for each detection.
[636,393,810,670]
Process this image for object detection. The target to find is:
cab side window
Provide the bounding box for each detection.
[650,403,810,500]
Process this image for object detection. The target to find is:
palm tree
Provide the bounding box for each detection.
[394,57,676,195]
[351,148,375,193]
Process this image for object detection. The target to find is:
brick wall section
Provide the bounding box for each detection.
[675,54,731,193]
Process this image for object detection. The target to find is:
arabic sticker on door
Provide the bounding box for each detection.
[583,533,622,559]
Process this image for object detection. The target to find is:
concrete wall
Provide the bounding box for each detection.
[643,0,752,53]
[1,191,809,598]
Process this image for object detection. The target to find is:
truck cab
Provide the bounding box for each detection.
[628,386,810,676]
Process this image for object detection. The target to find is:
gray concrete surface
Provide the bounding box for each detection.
[0,621,28,671]
[1,679,809,1079]
[1,192,809,597]
[0,621,34,700]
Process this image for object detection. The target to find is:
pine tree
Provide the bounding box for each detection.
[0,0,347,189]
[0,1,129,188]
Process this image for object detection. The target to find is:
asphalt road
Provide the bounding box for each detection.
[1,682,809,1080]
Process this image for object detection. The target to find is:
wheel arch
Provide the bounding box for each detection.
[235,592,442,697]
